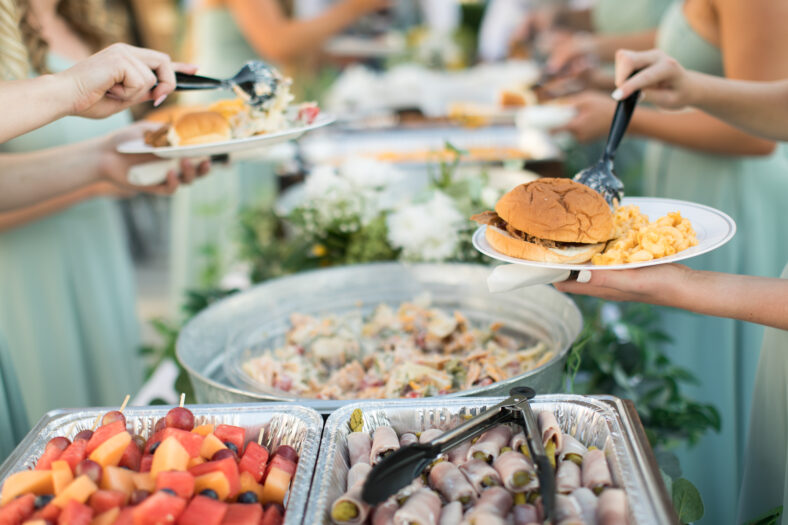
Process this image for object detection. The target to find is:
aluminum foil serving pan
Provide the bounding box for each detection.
[0,403,323,525]
[305,395,676,524]
[176,263,583,411]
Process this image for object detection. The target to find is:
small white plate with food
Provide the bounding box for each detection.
[472,178,736,272]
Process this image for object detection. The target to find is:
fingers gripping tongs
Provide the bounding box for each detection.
[360,387,556,522]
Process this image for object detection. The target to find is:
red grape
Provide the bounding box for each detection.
[47,436,71,451]
[74,430,94,442]
[102,411,126,426]
[211,449,237,462]
[130,490,150,505]
[132,435,146,452]
[154,418,167,433]
[274,445,298,463]
[165,407,195,431]
[75,459,102,484]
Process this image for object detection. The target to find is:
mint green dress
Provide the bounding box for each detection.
[0,334,26,460]
[592,0,672,34]
[645,4,788,523]
[0,54,143,429]
[169,7,276,310]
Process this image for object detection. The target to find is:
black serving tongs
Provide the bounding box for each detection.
[360,387,556,521]
[173,61,279,108]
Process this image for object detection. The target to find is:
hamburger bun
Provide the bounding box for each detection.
[485,226,605,264]
[495,178,613,244]
[169,111,232,146]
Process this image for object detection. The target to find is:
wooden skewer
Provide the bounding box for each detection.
[257,428,264,446]
[119,394,130,413]
[179,393,185,408]
[91,413,102,431]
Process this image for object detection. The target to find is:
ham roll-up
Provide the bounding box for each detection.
[330,463,374,524]
[348,432,372,466]
[448,440,472,465]
[596,488,628,525]
[554,494,583,523]
[467,426,512,463]
[459,458,502,493]
[428,461,476,505]
[392,488,442,525]
[419,429,444,443]
[537,412,562,461]
[461,512,507,525]
[558,434,588,466]
[556,460,581,494]
[370,426,400,465]
[582,449,613,494]
[371,499,399,525]
[493,451,537,493]
[465,486,512,519]
[512,503,540,525]
[399,432,418,447]
[438,501,463,525]
[571,487,598,524]
[510,430,527,454]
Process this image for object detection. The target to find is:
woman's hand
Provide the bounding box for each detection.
[59,43,198,119]
[97,123,210,196]
[556,90,617,142]
[547,32,599,72]
[554,264,691,304]
[612,49,698,109]
[345,0,390,17]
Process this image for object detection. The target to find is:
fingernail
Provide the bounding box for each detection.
[153,94,167,107]
[577,270,592,283]
[611,89,623,101]
[638,91,645,102]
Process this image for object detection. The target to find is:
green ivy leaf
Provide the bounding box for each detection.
[655,450,683,479]
[743,505,783,525]
[673,478,704,523]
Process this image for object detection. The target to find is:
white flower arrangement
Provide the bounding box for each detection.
[386,191,464,262]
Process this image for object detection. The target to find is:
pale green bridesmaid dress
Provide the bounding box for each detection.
[644,4,788,523]
[0,333,26,460]
[592,0,672,34]
[169,7,276,310]
[0,54,143,428]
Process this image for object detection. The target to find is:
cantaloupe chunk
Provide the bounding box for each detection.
[0,470,54,505]
[199,434,226,460]
[260,467,290,505]
[192,424,214,437]
[150,437,190,479]
[88,432,131,468]
[52,460,74,495]
[99,466,135,497]
[51,475,98,508]
[21,520,48,525]
[90,507,119,525]
[193,472,230,501]
[238,471,264,501]
[131,472,155,493]
[187,457,206,469]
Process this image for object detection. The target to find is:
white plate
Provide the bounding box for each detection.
[515,104,577,131]
[117,114,335,159]
[473,197,736,270]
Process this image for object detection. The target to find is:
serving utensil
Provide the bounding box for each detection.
[572,85,641,206]
[360,387,556,520]
[174,61,279,107]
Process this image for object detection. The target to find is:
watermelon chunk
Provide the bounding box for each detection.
[260,505,283,525]
[238,443,268,483]
[113,507,134,525]
[160,429,203,459]
[219,503,261,525]
[119,441,142,471]
[131,492,186,525]
[57,499,93,525]
[155,471,195,500]
[188,458,240,499]
[0,493,35,525]
[59,441,88,473]
[140,455,153,474]
[144,432,165,455]
[86,422,126,455]
[89,490,126,515]
[213,426,245,453]
[264,457,295,479]
[31,502,61,522]
[176,496,227,525]
[36,444,65,471]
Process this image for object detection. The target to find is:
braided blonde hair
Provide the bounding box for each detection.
[0,0,114,81]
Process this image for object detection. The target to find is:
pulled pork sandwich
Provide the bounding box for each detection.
[471,178,614,263]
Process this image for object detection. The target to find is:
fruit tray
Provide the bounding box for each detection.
[0,403,323,525]
[304,395,676,524]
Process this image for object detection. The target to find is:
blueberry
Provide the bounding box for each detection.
[34,494,54,509]
[148,441,161,454]
[223,442,239,454]
[200,489,219,500]
[160,488,177,496]
[237,491,258,504]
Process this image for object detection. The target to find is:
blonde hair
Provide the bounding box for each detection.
[0,0,114,81]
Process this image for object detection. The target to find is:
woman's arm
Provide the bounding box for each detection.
[554,264,788,331]
[548,30,656,70]
[227,0,388,63]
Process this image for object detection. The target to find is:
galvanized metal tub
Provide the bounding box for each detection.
[177,263,582,412]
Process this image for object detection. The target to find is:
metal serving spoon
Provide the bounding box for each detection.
[174,61,279,108]
[360,387,556,521]
[573,84,641,206]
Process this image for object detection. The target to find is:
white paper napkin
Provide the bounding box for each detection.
[487,264,572,293]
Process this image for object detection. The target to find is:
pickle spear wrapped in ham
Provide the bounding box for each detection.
[392,488,442,525]
[582,449,613,494]
[572,487,599,524]
[459,458,503,493]
[559,434,588,465]
[556,460,582,494]
[513,503,540,525]
[555,493,584,523]
[493,451,538,492]
[348,431,372,466]
[448,440,472,465]
[372,499,399,525]
[538,411,563,464]
[464,486,513,521]
[428,461,477,505]
[400,432,419,447]
[467,426,512,463]
[371,426,400,465]
[596,488,628,525]
[438,501,463,525]
[331,463,373,524]
[510,430,527,454]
